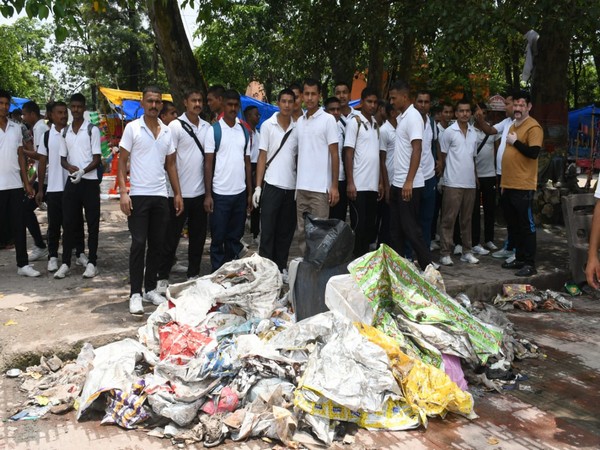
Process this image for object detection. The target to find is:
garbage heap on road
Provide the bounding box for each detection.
[10,247,545,447]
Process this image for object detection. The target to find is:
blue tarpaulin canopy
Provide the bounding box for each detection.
[568,104,600,157]
[9,96,30,112]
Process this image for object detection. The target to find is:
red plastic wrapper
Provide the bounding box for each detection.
[158,321,214,365]
[201,386,239,415]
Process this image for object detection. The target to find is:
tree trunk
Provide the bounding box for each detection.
[366,0,389,98]
[146,0,207,111]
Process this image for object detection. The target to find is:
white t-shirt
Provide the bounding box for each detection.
[250,129,260,163]
[62,120,102,181]
[259,113,298,190]
[440,121,477,189]
[119,116,175,197]
[168,114,209,198]
[340,107,356,127]
[420,115,436,181]
[595,177,600,199]
[36,124,69,193]
[336,120,346,181]
[474,128,496,178]
[205,118,250,196]
[493,117,514,175]
[392,104,424,189]
[32,119,49,150]
[344,112,380,192]
[296,108,339,193]
[0,120,24,190]
[380,120,395,182]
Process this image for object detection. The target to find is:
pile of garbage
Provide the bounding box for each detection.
[492,284,573,312]
[7,248,543,447]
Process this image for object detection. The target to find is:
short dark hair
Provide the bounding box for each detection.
[503,89,516,99]
[70,93,86,104]
[277,88,296,102]
[243,105,258,119]
[142,85,162,97]
[478,102,488,110]
[53,101,67,109]
[223,89,241,102]
[184,88,203,100]
[361,87,378,100]
[334,81,351,92]
[513,90,531,103]
[159,100,175,117]
[389,80,410,94]
[22,101,41,116]
[303,78,321,93]
[441,101,454,110]
[0,89,11,101]
[207,84,225,98]
[416,90,431,99]
[324,96,341,108]
[288,83,302,94]
[456,98,472,110]
[385,102,395,115]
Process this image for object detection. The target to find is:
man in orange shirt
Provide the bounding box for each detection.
[498,91,543,276]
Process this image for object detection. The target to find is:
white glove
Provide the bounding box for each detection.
[70,169,85,184]
[252,186,262,208]
[506,132,518,146]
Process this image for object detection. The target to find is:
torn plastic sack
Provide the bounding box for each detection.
[100,378,150,429]
[201,386,239,415]
[441,354,468,391]
[158,322,215,365]
[304,213,354,269]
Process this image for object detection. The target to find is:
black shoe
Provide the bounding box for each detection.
[515,265,537,277]
[502,260,525,269]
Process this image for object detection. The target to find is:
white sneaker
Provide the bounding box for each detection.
[76,253,89,266]
[129,293,144,315]
[430,241,440,251]
[156,279,169,295]
[282,268,289,284]
[47,257,59,272]
[453,244,463,255]
[439,255,454,266]
[505,254,516,264]
[144,289,166,306]
[54,263,70,279]
[427,262,440,270]
[171,262,188,273]
[83,263,98,278]
[17,264,41,277]
[485,241,498,251]
[492,248,514,259]
[472,245,490,255]
[29,246,48,261]
[460,252,479,264]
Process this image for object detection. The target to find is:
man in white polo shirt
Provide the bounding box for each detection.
[387,81,433,270]
[204,89,252,271]
[296,78,339,252]
[344,87,382,257]
[0,89,39,277]
[378,101,398,246]
[438,99,479,266]
[54,93,102,280]
[324,96,347,222]
[334,81,355,126]
[157,88,210,291]
[253,88,298,274]
[118,86,184,315]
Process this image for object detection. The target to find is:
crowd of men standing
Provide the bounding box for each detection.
[0,80,543,315]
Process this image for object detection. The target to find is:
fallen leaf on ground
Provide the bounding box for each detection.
[4,319,17,326]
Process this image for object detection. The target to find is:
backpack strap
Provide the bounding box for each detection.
[178,118,205,155]
[265,128,293,170]
[212,120,249,154]
[43,130,50,152]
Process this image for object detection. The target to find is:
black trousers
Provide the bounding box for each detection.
[0,188,28,267]
[25,182,46,248]
[158,195,207,279]
[501,189,536,266]
[329,179,348,221]
[471,176,496,245]
[258,183,297,271]
[62,179,100,266]
[349,191,378,257]
[389,186,432,270]
[377,199,392,247]
[497,175,515,251]
[250,163,260,238]
[128,196,169,295]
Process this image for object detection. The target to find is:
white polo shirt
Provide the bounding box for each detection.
[168,114,209,198]
[420,115,436,181]
[440,121,477,189]
[474,128,496,178]
[392,104,424,189]
[32,119,49,150]
[296,108,338,193]
[344,112,380,192]
[336,120,346,181]
[250,129,260,163]
[120,116,175,197]
[493,117,514,175]
[36,125,69,193]
[340,106,356,127]
[259,113,298,190]
[205,118,249,196]
[62,120,102,181]
[379,120,395,182]
[0,120,24,190]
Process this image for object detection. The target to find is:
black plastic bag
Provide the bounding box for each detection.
[304,213,354,269]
